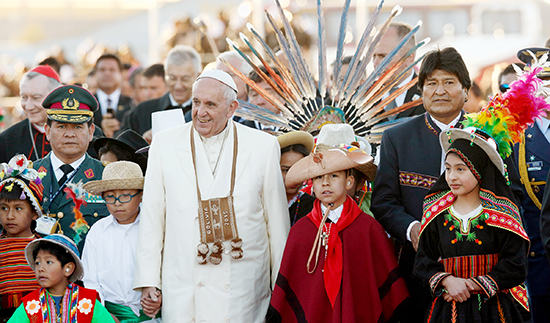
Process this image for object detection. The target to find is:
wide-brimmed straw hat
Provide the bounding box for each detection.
[82,161,144,196]
[315,143,377,182]
[25,234,83,283]
[286,145,373,187]
[277,131,315,152]
[441,127,505,175]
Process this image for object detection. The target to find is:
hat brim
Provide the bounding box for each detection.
[47,113,92,124]
[94,137,139,157]
[25,236,84,283]
[277,131,315,152]
[440,129,505,175]
[82,178,144,196]
[315,143,377,181]
[286,149,373,187]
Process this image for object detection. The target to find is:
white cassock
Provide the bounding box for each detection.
[134,120,290,323]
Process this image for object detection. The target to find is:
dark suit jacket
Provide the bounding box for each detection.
[33,153,109,252]
[0,119,105,163]
[93,93,133,128]
[514,124,550,297]
[120,92,191,135]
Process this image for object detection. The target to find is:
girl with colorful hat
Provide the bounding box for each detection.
[0,155,44,320]
[413,55,550,322]
[268,145,408,322]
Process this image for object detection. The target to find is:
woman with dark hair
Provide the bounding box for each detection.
[277,131,316,226]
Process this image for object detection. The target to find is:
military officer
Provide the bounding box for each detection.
[515,47,550,323]
[33,85,108,252]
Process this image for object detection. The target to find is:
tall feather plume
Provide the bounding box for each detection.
[222,1,426,142]
[316,0,328,100]
[337,0,385,99]
[338,4,402,107]
[330,0,352,102]
[348,20,421,108]
[236,34,300,109]
[220,57,293,118]
[265,11,309,99]
[354,39,429,113]
[274,0,317,100]
[235,100,292,130]
[245,23,306,114]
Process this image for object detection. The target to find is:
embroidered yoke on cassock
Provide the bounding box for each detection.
[268,197,409,323]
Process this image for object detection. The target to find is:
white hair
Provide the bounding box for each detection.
[164,45,202,73]
[216,51,252,75]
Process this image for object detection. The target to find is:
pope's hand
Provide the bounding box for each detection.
[140,286,162,318]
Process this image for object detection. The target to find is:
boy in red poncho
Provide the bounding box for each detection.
[267,144,409,323]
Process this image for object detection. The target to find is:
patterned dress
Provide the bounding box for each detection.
[414,189,529,323]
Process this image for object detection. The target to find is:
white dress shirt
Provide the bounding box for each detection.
[81,214,145,317]
[96,88,121,116]
[169,93,192,109]
[50,153,85,182]
[320,203,344,223]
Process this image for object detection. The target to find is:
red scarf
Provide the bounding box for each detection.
[307,196,362,307]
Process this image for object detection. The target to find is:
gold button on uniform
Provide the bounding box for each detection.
[533,185,540,193]
[57,212,64,219]
[530,252,536,257]
[93,212,98,217]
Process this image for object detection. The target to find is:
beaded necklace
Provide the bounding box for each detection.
[291,192,303,225]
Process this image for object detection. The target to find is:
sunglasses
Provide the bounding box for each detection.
[499,84,510,93]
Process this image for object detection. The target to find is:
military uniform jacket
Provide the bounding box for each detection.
[119,92,192,136]
[33,153,108,252]
[372,112,523,245]
[517,124,550,296]
[0,119,105,163]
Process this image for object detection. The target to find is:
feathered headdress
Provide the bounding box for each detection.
[443,51,550,178]
[223,0,429,141]
[0,155,46,216]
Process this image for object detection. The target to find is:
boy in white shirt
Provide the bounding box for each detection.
[82,161,161,322]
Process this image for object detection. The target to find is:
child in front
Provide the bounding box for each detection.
[81,161,161,322]
[413,57,550,322]
[268,144,409,322]
[0,155,43,321]
[7,234,114,322]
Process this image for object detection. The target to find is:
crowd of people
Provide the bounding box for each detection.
[0,5,550,323]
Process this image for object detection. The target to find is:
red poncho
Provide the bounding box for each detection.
[269,197,409,322]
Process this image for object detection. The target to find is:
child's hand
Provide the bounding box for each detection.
[441,276,473,302]
[141,286,162,318]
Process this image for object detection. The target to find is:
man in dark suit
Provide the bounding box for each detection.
[119,45,201,143]
[372,22,424,119]
[33,84,109,252]
[516,47,550,323]
[93,53,133,138]
[371,47,523,323]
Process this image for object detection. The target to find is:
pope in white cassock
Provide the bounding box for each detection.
[133,69,290,323]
